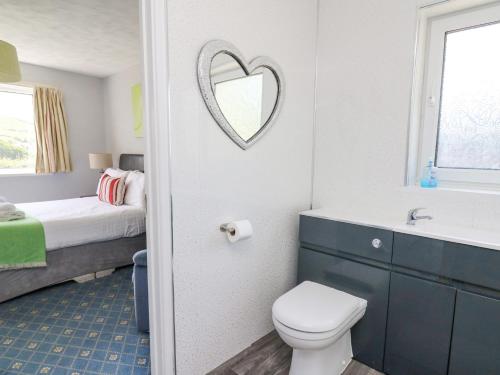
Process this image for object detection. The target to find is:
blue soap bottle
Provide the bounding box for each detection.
[420,159,438,188]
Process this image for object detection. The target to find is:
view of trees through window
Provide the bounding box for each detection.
[0,87,36,173]
[436,21,500,170]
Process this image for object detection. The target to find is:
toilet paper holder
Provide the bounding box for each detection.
[220,223,236,236]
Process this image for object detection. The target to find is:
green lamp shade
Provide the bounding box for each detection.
[0,40,21,83]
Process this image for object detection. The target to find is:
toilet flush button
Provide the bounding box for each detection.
[372,238,382,249]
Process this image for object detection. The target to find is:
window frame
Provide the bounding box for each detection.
[0,83,36,176]
[407,0,500,190]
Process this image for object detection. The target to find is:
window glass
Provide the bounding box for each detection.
[436,22,500,170]
[0,86,36,174]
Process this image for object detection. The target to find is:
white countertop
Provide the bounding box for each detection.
[301,208,500,252]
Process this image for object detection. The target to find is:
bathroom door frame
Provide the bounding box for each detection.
[140,0,176,374]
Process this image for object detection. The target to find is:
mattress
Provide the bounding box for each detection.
[17,197,146,251]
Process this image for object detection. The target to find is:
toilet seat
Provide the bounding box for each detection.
[273,307,367,342]
[272,281,367,334]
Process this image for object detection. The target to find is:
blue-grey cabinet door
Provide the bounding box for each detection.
[393,233,500,290]
[384,273,456,375]
[448,291,500,375]
[298,248,390,371]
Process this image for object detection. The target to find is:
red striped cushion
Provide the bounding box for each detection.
[97,174,126,205]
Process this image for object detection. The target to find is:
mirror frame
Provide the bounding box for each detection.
[197,40,285,150]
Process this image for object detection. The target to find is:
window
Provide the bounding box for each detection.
[409,1,500,189]
[0,84,36,175]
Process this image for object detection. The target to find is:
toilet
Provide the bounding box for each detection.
[272,281,367,375]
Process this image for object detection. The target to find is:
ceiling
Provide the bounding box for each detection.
[0,0,141,78]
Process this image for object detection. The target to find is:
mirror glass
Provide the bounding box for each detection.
[210,52,278,141]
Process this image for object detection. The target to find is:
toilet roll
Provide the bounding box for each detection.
[226,220,253,243]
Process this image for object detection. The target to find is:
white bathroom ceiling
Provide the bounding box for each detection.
[0,0,140,77]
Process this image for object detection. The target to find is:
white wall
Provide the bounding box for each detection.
[313,0,500,232]
[1,63,105,203]
[166,0,317,373]
[103,64,144,165]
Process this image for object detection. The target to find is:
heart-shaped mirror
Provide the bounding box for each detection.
[198,40,285,150]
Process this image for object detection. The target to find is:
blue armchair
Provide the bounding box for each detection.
[132,250,149,332]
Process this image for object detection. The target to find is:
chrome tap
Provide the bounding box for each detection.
[407,208,433,225]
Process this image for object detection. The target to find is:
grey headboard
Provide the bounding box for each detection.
[119,154,144,172]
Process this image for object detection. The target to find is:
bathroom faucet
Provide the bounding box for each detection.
[407,208,432,225]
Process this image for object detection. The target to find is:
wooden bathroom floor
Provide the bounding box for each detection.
[207,331,384,375]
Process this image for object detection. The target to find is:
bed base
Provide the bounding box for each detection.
[0,234,146,303]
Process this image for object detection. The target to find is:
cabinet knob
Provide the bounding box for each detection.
[372,238,383,249]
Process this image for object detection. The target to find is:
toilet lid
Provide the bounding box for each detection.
[272,281,367,333]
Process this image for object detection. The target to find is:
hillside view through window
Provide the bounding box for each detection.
[0,85,36,174]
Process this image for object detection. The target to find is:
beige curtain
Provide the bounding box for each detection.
[33,87,72,174]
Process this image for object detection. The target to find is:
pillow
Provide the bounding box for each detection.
[97,174,127,206]
[124,171,146,208]
[96,168,129,194]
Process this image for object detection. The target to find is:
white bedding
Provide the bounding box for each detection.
[17,197,146,251]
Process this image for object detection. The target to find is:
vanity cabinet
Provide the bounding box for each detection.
[448,291,500,375]
[384,273,456,375]
[298,248,390,371]
[299,215,500,375]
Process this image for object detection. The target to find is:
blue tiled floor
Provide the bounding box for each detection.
[0,267,150,375]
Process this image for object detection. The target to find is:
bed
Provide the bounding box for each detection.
[0,154,147,303]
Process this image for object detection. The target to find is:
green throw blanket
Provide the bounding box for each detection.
[0,217,46,270]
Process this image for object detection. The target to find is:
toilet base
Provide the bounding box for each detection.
[289,331,353,375]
